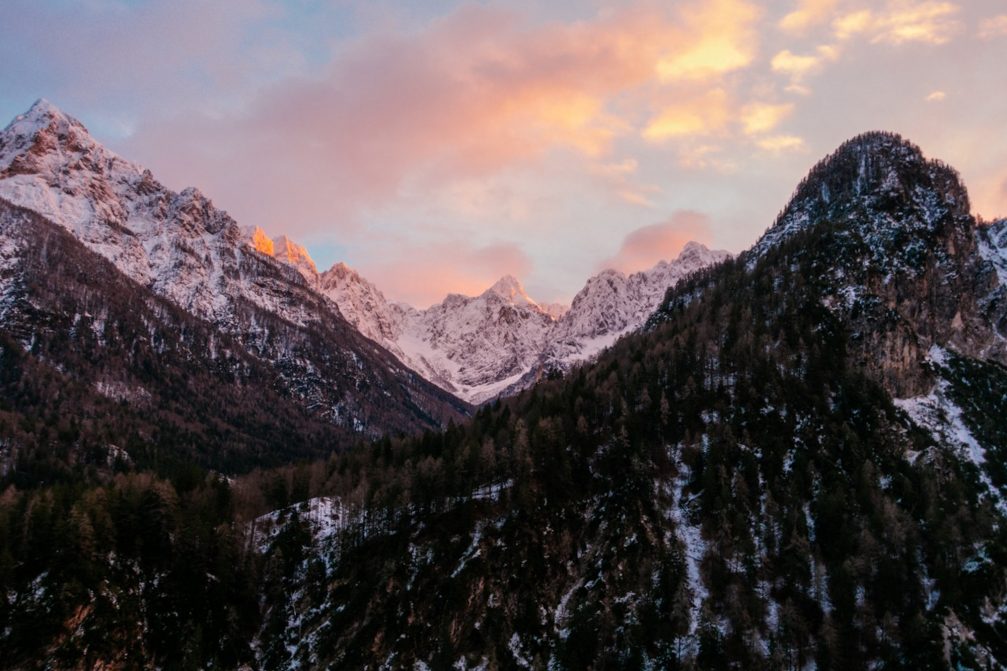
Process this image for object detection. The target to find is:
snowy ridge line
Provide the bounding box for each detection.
[262,236,730,404]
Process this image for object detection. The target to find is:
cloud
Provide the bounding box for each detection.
[770,45,840,91]
[740,102,794,135]
[779,0,840,33]
[925,90,946,102]
[601,212,713,273]
[676,144,737,172]
[364,241,533,308]
[122,1,762,237]
[756,135,806,152]
[833,2,962,45]
[590,159,660,207]
[833,9,876,39]
[642,89,731,142]
[656,0,761,80]
[979,15,1007,39]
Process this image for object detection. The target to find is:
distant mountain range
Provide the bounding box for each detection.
[251,228,729,404]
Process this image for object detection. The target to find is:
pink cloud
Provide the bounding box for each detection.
[361,241,533,308]
[120,1,760,237]
[601,211,713,274]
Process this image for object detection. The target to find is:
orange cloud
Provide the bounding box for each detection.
[771,45,841,91]
[779,0,840,33]
[756,135,806,153]
[124,1,763,236]
[656,0,761,80]
[834,2,961,45]
[601,212,713,273]
[642,89,731,142]
[740,102,794,135]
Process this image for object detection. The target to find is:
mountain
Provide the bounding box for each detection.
[241,132,1007,668]
[0,99,468,475]
[739,131,1006,395]
[272,241,727,404]
[4,130,1007,669]
[507,241,731,393]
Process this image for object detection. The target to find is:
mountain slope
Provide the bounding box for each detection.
[0,100,469,475]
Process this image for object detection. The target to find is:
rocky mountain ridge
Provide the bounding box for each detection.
[0,99,469,460]
[736,131,1007,396]
[254,231,729,403]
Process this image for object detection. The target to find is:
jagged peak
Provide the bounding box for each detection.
[27,98,63,118]
[591,268,627,281]
[1,98,114,175]
[319,261,373,288]
[247,226,275,256]
[271,235,317,274]
[4,98,87,137]
[325,261,357,277]
[243,228,318,276]
[484,274,536,306]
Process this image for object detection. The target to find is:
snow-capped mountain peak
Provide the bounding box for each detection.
[272,234,317,279]
[316,260,403,345]
[244,228,318,282]
[483,274,537,307]
[2,98,87,149]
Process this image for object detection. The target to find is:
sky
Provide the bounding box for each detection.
[1,0,1006,307]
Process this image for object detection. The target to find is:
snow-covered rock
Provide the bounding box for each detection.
[536,241,730,373]
[0,99,320,327]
